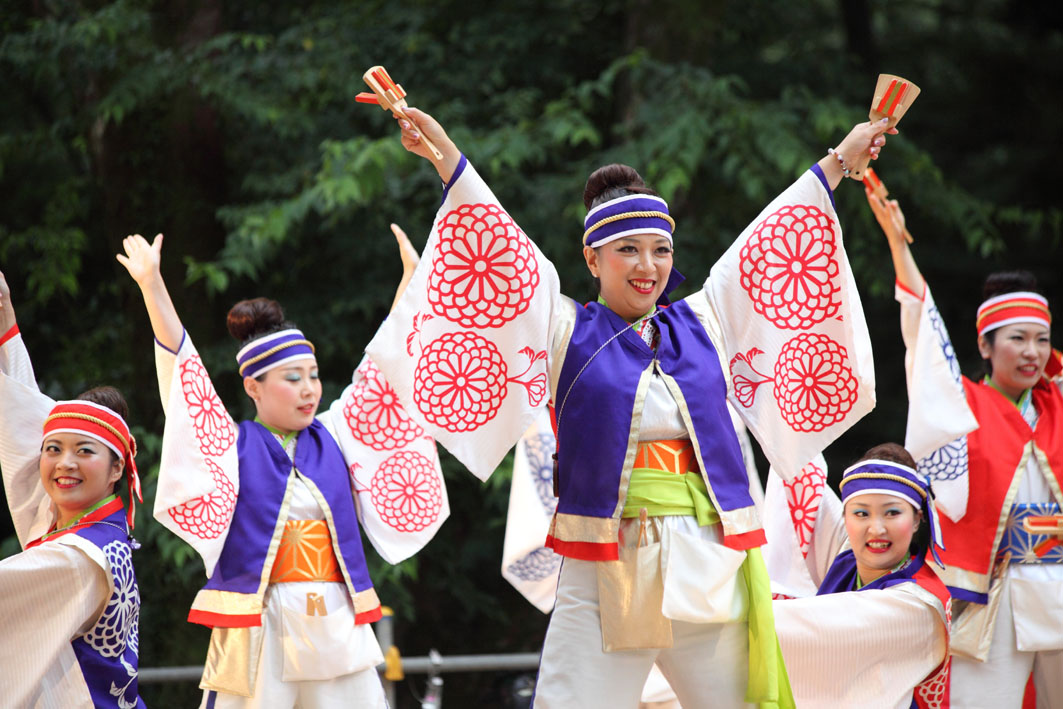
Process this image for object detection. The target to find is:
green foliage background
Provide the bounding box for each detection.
[2,0,1061,705]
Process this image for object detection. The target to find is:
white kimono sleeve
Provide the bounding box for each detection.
[366,158,564,481]
[153,333,240,577]
[773,584,947,709]
[318,355,449,564]
[761,456,846,598]
[500,406,562,613]
[0,542,110,708]
[704,169,875,479]
[896,283,978,522]
[0,331,58,546]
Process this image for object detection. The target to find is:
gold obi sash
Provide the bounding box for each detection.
[269,520,344,583]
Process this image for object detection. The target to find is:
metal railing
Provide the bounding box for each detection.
[139,612,540,707]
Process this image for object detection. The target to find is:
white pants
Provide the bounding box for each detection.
[950,576,1063,709]
[199,583,387,709]
[533,555,750,709]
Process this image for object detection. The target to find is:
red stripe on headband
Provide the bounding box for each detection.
[43,401,142,527]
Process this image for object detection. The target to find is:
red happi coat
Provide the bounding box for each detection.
[935,376,1063,600]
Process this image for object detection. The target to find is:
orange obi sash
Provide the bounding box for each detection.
[632,439,699,474]
[269,520,345,583]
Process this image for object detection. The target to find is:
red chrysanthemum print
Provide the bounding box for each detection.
[344,360,424,451]
[428,203,540,328]
[739,204,841,329]
[773,333,858,432]
[169,458,236,539]
[414,332,507,432]
[181,356,235,456]
[370,451,443,533]
[783,461,826,557]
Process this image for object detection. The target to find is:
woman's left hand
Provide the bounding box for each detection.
[116,233,164,287]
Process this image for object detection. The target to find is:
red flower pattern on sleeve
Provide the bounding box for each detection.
[344,359,424,451]
[739,204,841,330]
[414,332,508,432]
[782,461,826,557]
[773,333,858,432]
[370,451,444,533]
[168,458,237,539]
[180,356,236,456]
[427,204,540,328]
[729,334,858,433]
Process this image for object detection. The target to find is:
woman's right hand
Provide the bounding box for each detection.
[116,233,164,287]
[397,107,462,183]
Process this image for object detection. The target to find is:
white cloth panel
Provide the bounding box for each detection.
[0,542,110,708]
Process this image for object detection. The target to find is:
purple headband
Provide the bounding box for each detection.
[236,328,316,379]
[840,459,945,568]
[583,194,675,248]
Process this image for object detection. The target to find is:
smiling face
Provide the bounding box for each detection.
[583,234,673,322]
[244,359,322,436]
[843,493,921,585]
[39,432,124,528]
[978,323,1051,401]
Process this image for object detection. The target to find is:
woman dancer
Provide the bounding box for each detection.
[869,189,1063,708]
[365,104,894,707]
[0,270,144,708]
[117,226,445,708]
[768,444,950,708]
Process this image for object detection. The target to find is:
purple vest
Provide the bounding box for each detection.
[201,420,374,598]
[69,502,144,708]
[554,301,755,519]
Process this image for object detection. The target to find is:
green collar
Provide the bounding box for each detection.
[597,295,656,324]
[856,552,911,590]
[45,494,118,539]
[255,417,298,447]
[983,375,1031,411]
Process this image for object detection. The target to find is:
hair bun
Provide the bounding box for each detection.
[583,164,655,210]
[226,298,287,343]
[77,386,130,421]
[982,270,1040,301]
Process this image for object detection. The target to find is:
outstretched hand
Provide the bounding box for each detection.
[0,269,14,332]
[396,107,461,183]
[389,223,422,313]
[392,223,420,277]
[116,234,164,286]
[843,118,897,164]
[865,189,909,249]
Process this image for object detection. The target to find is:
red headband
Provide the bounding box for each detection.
[43,400,142,528]
[976,291,1050,337]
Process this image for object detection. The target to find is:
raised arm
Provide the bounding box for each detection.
[866,189,923,295]
[0,269,15,339]
[116,233,184,353]
[817,117,898,190]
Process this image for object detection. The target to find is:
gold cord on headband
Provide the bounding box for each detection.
[238,339,316,376]
[583,211,676,242]
[43,413,130,454]
[840,472,927,499]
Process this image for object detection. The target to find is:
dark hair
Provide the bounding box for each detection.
[227,297,298,383]
[75,386,128,493]
[851,443,930,560]
[582,163,658,210]
[980,270,1043,376]
[583,164,660,294]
